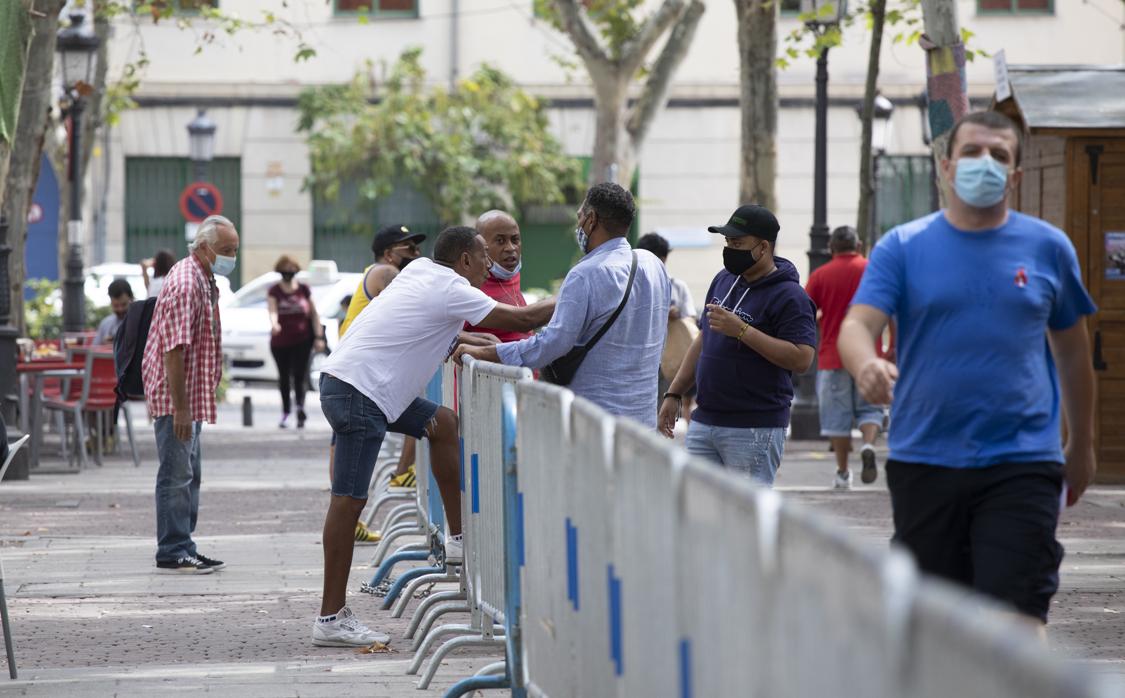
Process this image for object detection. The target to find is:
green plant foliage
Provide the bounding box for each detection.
[533,0,646,60]
[776,0,988,69]
[298,49,583,224]
[25,279,63,340]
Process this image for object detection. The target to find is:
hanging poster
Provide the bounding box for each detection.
[1108,233,1125,280]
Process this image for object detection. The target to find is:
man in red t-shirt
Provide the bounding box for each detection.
[805,226,886,489]
[464,210,534,343]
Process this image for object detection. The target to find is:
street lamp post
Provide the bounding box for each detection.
[790,0,847,441]
[57,12,100,334]
[187,109,217,182]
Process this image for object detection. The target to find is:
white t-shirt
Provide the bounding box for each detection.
[148,276,165,299]
[321,257,497,421]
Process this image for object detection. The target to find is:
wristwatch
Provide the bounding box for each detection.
[663,392,682,402]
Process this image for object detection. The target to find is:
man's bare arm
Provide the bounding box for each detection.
[1048,321,1097,505]
[363,265,398,299]
[839,304,897,405]
[164,346,192,441]
[478,298,556,333]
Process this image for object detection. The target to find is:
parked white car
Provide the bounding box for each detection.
[85,262,233,306]
[221,261,361,383]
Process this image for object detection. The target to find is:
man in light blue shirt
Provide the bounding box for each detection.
[455,183,670,427]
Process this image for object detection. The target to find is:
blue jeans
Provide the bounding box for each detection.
[816,369,884,437]
[320,374,439,499]
[686,422,786,486]
[154,416,202,562]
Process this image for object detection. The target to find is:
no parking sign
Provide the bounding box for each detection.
[178,181,224,223]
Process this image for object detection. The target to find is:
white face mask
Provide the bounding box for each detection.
[489,260,521,280]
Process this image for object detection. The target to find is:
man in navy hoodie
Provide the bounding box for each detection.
[658,204,816,485]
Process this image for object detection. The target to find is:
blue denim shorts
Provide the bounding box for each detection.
[320,373,439,499]
[816,368,884,437]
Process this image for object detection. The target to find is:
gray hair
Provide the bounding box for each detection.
[189,215,234,251]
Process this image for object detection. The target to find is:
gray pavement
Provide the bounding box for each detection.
[0,385,1122,695]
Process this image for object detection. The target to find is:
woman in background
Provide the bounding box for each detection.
[141,249,176,299]
[268,255,325,428]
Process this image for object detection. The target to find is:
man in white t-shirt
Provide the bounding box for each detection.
[312,226,555,648]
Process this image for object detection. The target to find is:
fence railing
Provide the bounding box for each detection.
[392,359,1115,698]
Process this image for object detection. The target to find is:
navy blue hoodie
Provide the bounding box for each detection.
[693,257,817,429]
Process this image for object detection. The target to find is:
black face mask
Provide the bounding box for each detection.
[396,256,415,271]
[723,246,762,276]
[280,271,296,282]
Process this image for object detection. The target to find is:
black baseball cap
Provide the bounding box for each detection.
[707,204,780,242]
[372,224,426,257]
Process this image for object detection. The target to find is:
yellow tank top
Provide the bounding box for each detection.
[338,264,377,338]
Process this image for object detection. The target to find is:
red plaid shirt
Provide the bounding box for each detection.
[142,255,223,423]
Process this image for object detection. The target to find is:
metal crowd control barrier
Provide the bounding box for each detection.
[413,357,532,691]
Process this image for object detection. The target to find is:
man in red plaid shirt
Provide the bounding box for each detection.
[142,215,239,575]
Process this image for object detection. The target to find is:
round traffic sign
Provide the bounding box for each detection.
[179,181,224,223]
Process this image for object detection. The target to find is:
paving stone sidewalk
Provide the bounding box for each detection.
[0,389,1122,695]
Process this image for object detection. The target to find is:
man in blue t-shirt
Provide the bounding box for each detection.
[838,112,1097,624]
[658,204,817,485]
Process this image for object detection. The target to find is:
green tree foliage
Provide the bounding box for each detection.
[297,49,582,223]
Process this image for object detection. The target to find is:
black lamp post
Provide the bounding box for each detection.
[57,12,100,334]
[790,0,847,441]
[187,109,217,182]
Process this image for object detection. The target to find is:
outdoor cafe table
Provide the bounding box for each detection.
[16,360,84,470]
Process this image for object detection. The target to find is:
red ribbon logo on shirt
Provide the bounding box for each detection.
[1014,267,1028,288]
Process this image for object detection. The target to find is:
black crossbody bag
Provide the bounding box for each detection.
[542,251,638,386]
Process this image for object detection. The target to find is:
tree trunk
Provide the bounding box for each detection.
[4,0,64,334]
[856,0,886,247]
[735,0,778,210]
[920,0,966,206]
[590,76,631,186]
[0,0,37,200]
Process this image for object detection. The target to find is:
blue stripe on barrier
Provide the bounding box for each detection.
[608,564,622,676]
[566,518,579,611]
[679,638,692,698]
[459,437,465,493]
[471,453,480,514]
[517,491,525,568]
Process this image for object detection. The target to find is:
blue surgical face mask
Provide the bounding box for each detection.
[490,260,520,280]
[954,154,1010,209]
[211,251,237,277]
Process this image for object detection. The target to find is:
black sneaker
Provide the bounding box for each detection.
[861,446,878,484]
[296,409,307,429]
[156,556,214,575]
[195,553,225,571]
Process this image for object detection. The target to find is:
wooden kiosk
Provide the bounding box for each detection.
[994,65,1125,482]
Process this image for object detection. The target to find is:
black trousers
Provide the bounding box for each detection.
[886,459,1065,622]
[271,337,314,414]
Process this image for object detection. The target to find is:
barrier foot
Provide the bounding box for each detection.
[368,525,425,569]
[368,509,420,565]
[410,600,470,650]
[474,661,506,677]
[442,673,508,698]
[369,549,429,588]
[418,636,505,690]
[362,490,412,528]
[392,571,459,618]
[381,565,443,610]
[407,624,476,675]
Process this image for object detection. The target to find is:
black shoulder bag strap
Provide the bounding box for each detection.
[584,251,638,351]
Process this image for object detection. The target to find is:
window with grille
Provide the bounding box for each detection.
[335,0,418,16]
[780,0,801,14]
[977,0,1053,14]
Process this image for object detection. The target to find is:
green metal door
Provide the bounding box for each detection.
[873,154,937,241]
[125,157,243,287]
[313,182,441,271]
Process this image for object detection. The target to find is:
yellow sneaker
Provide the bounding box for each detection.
[388,464,416,489]
[354,523,382,545]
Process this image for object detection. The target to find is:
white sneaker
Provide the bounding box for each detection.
[444,536,463,564]
[312,606,390,647]
[833,471,853,490]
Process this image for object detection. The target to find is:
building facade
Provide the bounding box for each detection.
[85,0,1125,300]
